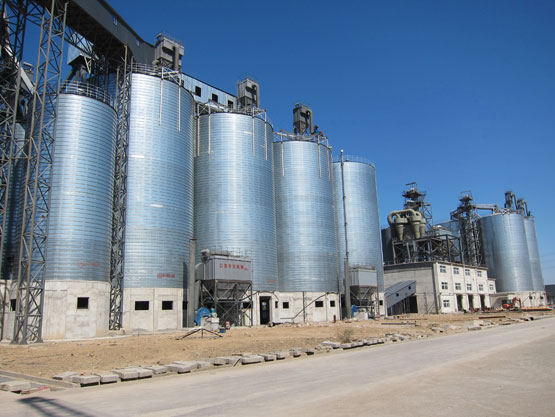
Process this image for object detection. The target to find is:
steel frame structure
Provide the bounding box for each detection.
[12,0,67,344]
[109,49,131,330]
[199,279,253,327]
[449,192,497,267]
[0,0,30,339]
[0,0,28,277]
[457,212,482,266]
[391,234,462,265]
[350,285,378,317]
[403,182,433,229]
[2,0,134,342]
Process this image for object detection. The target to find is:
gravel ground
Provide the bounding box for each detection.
[0,311,551,378]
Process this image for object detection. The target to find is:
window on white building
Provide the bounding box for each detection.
[439,265,446,273]
[477,270,482,277]
[467,284,472,291]
[441,282,448,290]
[479,284,484,292]
[442,299,450,308]
[453,267,460,275]
[455,283,461,291]
[465,269,470,276]
[489,284,494,291]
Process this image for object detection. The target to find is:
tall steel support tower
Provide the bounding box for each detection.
[109,50,131,330]
[450,191,499,267]
[0,1,28,277]
[0,0,141,341]
[402,182,432,228]
[0,0,29,340]
[11,0,67,344]
[450,193,482,266]
[1,0,28,277]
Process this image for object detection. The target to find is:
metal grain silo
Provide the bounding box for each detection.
[333,157,384,291]
[273,134,337,292]
[478,213,533,292]
[35,83,117,339]
[45,84,117,283]
[523,217,544,291]
[194,108,278,291]
[124,67,195,291]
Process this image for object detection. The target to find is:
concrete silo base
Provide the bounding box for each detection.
[122,288,184,332]
[0,280,17,340]
[247,292,342,326]
[42,280,110,340]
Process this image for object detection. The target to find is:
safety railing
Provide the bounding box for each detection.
[60,80,112,106]
[197,100,271,125]
[335,154,374,167]
[131,63,182,86]
[274,130,331,148]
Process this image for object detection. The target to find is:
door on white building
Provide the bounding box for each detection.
[468,295,474,311]
[480,295,486,310]
[456,294,463,311]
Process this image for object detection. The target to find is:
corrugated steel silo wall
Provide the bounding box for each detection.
[124,74,195,288]
[194,112,278,291]
[45,93,117,282]
[523,217,544,291]
[478,213,533,292]
[3,124,26,279]
[273,140,337,292]
[333,161,384,291]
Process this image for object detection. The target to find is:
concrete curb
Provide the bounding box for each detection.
[0,370,77,389]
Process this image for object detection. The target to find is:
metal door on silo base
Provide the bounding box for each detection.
[259,296,271,325]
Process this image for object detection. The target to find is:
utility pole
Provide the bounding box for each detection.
[340,150,351,319]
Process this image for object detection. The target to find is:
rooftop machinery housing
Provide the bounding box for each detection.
[0,0,386,342]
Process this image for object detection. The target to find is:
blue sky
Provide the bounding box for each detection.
[72,1,555,283]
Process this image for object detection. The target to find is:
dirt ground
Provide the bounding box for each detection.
[0,311,552,379]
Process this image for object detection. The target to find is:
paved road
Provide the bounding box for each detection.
[2,318,555,417]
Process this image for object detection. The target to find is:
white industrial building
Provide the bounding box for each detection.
[384,261,495,314]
